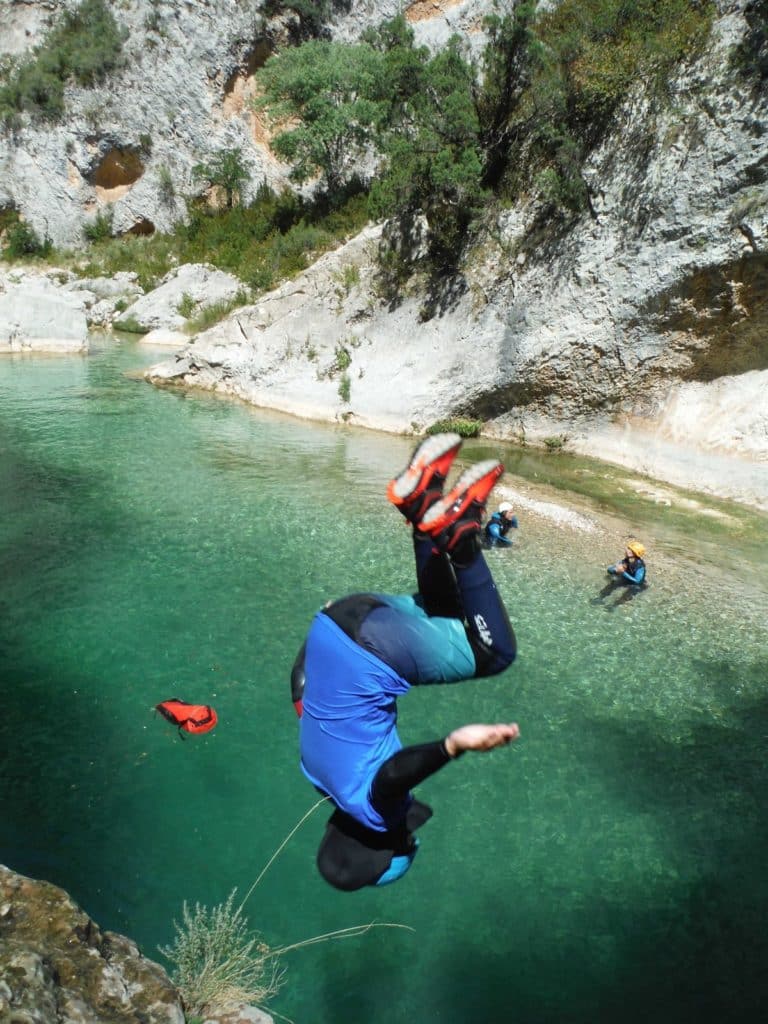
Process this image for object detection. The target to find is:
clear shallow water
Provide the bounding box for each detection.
[1,340,767,1024]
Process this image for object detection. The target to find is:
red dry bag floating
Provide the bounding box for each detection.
[155,697,218,737]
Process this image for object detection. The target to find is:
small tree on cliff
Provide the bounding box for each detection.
[253,40,385,194]
[192,148,250,209]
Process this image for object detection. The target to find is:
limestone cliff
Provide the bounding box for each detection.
[144,2,768,508]
[0,864,184,1023]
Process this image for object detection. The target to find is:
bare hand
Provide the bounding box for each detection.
[445,723,520,757]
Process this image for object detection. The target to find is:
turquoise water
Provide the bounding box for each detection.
[1,340,767,1024]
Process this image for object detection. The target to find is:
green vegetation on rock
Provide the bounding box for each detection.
[1,211,52,260]
[255,1,715,273]
[0,0,126,126]
[70,184,369,294]
[426,418,484,438]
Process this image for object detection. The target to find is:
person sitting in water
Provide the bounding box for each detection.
[290,434,519,891]
[607,541,647,586]
[593,540,648,610]
[483,501,519,548]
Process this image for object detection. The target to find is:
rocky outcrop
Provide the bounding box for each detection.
[0,268,88,351]
[0,265,149,345]
[0,0,288,248]
[0,864,275,1024]
[0,1,497,250]
[117,262,245,334]
[0,864,184,1024]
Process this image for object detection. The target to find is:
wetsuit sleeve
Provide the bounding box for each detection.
[290,640,306,715]
[370,739,453,808]
[487,521,512,547]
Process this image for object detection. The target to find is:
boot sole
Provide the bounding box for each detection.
[386,432,462,505]
[419,460,503,534]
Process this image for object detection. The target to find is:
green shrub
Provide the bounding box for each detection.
[159,798,414,1019]
[426,418,483,438]
[83,208,114,243]
[192,148,250,210]
[543,434,569,451]
[185,290,250,334]
[176,292,197,318]
[335,263,360,294]
[482,0,715,212]
[159,892,284,1018]
[338,372,351,403]
[68,186,368,301]
[0,0,126,124]
[157,164,175,205]
[112,314,145,334]
[333,344,351,372]
[2,217,52,259]
[75,233,177,293]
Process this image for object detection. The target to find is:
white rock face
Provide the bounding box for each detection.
[0,0,290,248]
[140,327,189,346]
[655,370,768,458]
[119,262,245,333]
[4,0,767,506]
[147,0,768,502]
[0,270,88,351]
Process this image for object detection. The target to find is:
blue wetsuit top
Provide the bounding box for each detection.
[484,512,518,547]
[300,611,411,832]
[609,557,646,585]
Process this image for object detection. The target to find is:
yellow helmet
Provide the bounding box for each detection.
[627,541,645,558]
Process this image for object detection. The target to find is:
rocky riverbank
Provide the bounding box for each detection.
[2,253,767,511]
[0,864,274,1024]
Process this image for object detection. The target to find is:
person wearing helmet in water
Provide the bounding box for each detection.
[484,501,519,548]
[607,541,647,586]
[593,540,648,610]
[290,434,519,891]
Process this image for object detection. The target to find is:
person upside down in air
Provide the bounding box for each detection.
[290,434,519,891]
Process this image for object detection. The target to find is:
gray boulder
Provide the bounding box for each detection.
[118,263,245,334]
[0,273,88,352]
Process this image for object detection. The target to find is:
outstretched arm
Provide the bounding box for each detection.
[371,723,520,808]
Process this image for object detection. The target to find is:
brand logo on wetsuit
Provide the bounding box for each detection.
[474,613,492,646]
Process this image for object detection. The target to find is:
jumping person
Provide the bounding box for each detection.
[290,434,519,891]
[484,501,518,548]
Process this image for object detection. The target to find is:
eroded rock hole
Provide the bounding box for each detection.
[125,218,155,237]
[223,40,272,99]
[92,148,144,189]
